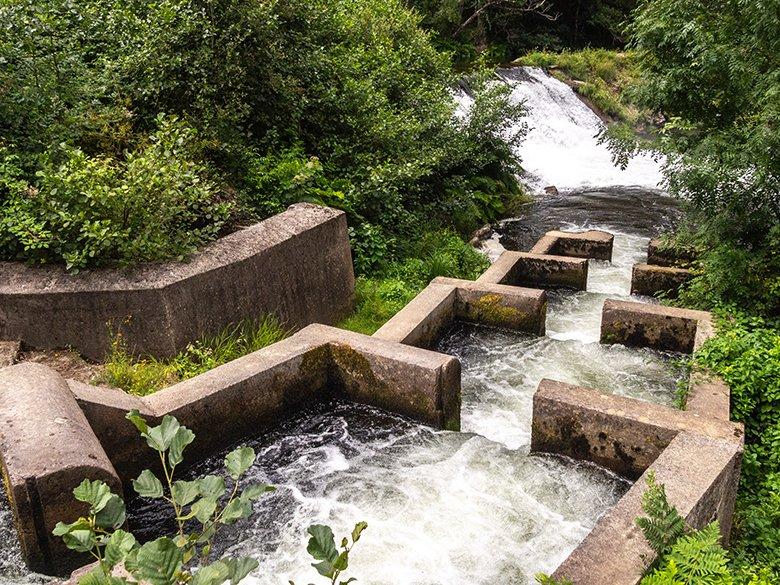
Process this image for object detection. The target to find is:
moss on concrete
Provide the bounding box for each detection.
[470,293,526,326]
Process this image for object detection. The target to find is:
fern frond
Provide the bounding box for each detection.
[636,473,687,557]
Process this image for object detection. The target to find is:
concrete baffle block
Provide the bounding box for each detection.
[478,251,588,290]
[600,299,710,353]
[535,230,614,261]
[647,238,697,267]
[631,263,692,298]
[0,363,121,576]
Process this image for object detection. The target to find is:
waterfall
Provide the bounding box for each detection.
[463,66,665,194]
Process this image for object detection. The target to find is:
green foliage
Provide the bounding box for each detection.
[637,473,687,559]
[619,0,780,257]
[0,116,231,271]
[55,412,273,584]
[0,0,525,271]
[693,312,780,579]
[641,524,732,585]
[292,522,367,585]
[535,574,573,585]
[101,316,289,396]
[339,231,490,334]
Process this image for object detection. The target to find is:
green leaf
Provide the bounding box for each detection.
[94,494,127,530]
[134,538,184,585]
[307,524,338,562]
[190,561,230,585]
[197,475,227,499]
[62,529,97,553]
[103,529,138,569]
[225,447,256,480]
[53,517,92,537]
[73,479,112,513]
[333,551,348,571]
[242,483,275,498]
[172,480,200,506]
[220,499,252,525]
[168,426,196,467]
[223,557,259,585]
[351,521,367,543]
[312,560,335,579]
[190,497,218,524]
[126,410,149,435]
[145,416,181,452]
[78,565,128,585]
[133,470,164,499]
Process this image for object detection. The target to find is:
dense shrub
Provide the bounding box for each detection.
[694,312,780,579]
[0,0,523,271]
[0,116,230,271]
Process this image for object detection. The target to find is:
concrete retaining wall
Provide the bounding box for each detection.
[0,364,121,575]
[0,204,355,361]
[647,238,696,268]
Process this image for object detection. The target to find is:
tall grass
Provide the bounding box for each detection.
[101,316,289,395]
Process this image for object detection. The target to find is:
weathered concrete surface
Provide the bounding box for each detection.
[69,325,461,482]
[0,204,355,361]
[434,277,547,335]
[631,263,692,298]
[552,432,742,585]
[478,251,588,290]
[372,284,456,348]
[647,238,697,268]
[0,340,19,367]
[0,364,121,576]
[600,299,711,353]
[538,230,614,261]
[530,379,742,480]
[686,371,731,421]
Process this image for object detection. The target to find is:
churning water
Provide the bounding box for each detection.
[0,67,681,584]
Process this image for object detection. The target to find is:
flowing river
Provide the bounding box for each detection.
[0,67,680,585]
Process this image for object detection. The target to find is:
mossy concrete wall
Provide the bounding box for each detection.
[530,230,614,261]
[0,204,355,361]
[478,251,589,290]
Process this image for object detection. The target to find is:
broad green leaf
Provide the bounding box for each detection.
[62,529,96,553]
[125,410,149,435]
[223,557,259,585]
[73,479,112,513]
[168,426,196,467]
[220,499,251,525]
[197,475,226,499]
[225,447,255,480]
[103,529,138,569]
[351,521,367,543]
[240,483,275,501]
[53,517,92,537]
[172,480,200,506]
[333,551,348,572]
[134,538,184,585]
[190,561,230,585]
[312,559,335,578]
[306,525,338,562]
[94,494,127,530]
[133,470,164,499]
[191,497,218,524]
[145,415,181,452]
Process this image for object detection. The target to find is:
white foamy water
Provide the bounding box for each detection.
[461,67,664,194]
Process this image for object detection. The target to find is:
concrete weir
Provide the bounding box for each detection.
[0,225,743,584]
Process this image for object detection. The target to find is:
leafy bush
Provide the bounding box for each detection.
[102,317,289,396]
[55,411,366,585]
[0,116,231,271]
